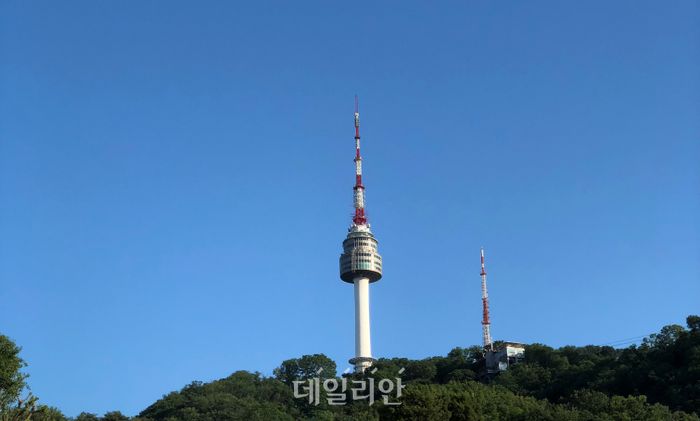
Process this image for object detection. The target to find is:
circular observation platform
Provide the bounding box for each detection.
[339,227,383,283]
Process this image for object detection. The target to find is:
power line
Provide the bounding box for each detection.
[600,334,653,347]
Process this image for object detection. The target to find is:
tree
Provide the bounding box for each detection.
[401,359,437,383]
[102,411,130,421]
[75,413,100,421]
[0,335,27,411]
[524,343,569,370]
[643,324,685,349]
[28,405,67,421]
[273,354,337,385]
[0,397,67,421]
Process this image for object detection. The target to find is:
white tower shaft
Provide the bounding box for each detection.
[353,276,372,371]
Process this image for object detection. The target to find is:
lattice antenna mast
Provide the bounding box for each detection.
[352,95,367,225]
[481,248,494,351]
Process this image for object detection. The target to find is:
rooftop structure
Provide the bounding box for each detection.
[485,342,526,373]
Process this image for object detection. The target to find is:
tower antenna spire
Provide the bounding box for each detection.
[480,247,494,351]
[352,95,366,225]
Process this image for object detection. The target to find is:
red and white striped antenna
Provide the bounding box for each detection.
[352,95,367,225]
[480,247,493,350]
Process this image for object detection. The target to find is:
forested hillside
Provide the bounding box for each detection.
[1,316,698,420]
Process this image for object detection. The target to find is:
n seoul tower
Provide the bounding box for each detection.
[339,96,383,372]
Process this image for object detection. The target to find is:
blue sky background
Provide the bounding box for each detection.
[1,0,698,417]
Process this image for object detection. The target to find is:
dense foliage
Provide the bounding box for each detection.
[493,316,700,415]
[1,316,698,420]
[0,335,68,421]
[135,316,700,421]
[0,335,27,412]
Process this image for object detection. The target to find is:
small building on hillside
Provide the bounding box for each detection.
[485,342,525,373]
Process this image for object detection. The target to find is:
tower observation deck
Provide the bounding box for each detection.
[339,96,383,372]
[339,226,383,283]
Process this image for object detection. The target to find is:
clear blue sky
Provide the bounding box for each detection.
[1,0,698,417]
